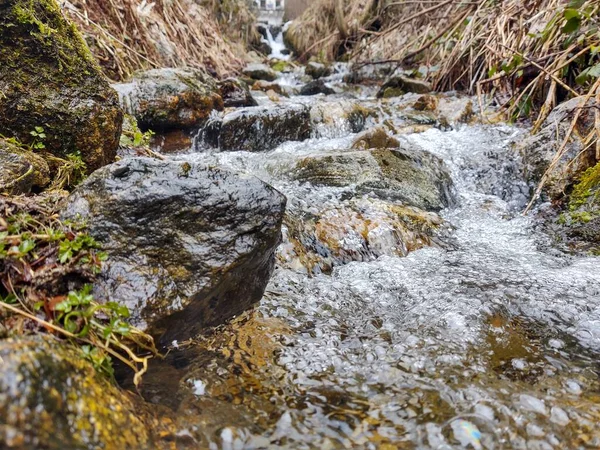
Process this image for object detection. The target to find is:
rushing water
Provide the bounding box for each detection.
[143,78,600,449]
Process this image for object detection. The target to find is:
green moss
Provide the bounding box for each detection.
[0,0,122,171]
[271,60,289,72]
[570,162,600,211]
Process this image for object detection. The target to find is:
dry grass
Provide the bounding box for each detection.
[63,0,256,81]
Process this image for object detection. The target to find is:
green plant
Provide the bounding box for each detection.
[0,196,156,385]
[29,126,46,150]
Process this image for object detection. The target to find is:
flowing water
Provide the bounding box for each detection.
[143,74,600,449]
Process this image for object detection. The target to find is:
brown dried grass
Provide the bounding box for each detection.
[63,0,257,81]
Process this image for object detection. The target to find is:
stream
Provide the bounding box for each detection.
[138,61,600,449]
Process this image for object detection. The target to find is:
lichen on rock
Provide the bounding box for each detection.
[0,336,154,449]
[0,0,123,171]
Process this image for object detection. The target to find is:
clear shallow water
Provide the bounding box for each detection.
[157,100,600,449]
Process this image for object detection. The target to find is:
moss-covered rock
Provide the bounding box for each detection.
[559,162,600,251]
[114,68,223,131]
[0,335,152,449]
[0,138,50,194]
[517,97,598,201]
[291,147,454,211]
[0,0,122,171]
[305,61,332,79]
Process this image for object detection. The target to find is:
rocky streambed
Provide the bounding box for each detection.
[107,66,600,448]
[1,4,600,447]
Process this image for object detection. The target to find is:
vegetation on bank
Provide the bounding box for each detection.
[0,194,157,385]
[63,0,258,81]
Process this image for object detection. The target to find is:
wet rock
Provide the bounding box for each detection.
[299,79,336,96]
[306,62,332,79]
[0,0,122,171]
[292,147,454,211]
[517,97,598,200]
[437,96,475,126]
[218,78,258,108]
[377,75,432,98]
[251,80,288,96]
[558,162,600,251]
[0,336,151,449]
[0,139,50,195]
[114,68,223,131]
[351,127,400,150]
[63,157,286,340]
[280,198,444,273]
[242,63,278,82]
[310,100,373,138]
[206,104,311,152]
[413,94,439,112]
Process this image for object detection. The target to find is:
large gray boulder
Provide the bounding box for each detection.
[63,157,286,341]
[291,147,454,211]
[114,68,223,131]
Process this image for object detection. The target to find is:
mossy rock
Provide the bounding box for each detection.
[0,335,152,449]
[517,97,598,201]
[218,78,257,108]
[305,62,332,80]
[114,68,223,131]
[0,0,122,171]
[291,147,454,211]
[413,94,438,112]
[0,138,50,194]
[559,162,600,250]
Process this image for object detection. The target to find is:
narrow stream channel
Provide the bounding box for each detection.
[139,65,600,449]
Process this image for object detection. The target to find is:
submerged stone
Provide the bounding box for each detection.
[292,147,454,211]
[0,0,123,171]
[114,68,223,131]
[0,139,50,195]
[0,336,151,449]
[63,157,286,341]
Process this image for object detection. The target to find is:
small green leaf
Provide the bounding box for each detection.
[562,17,581,34]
